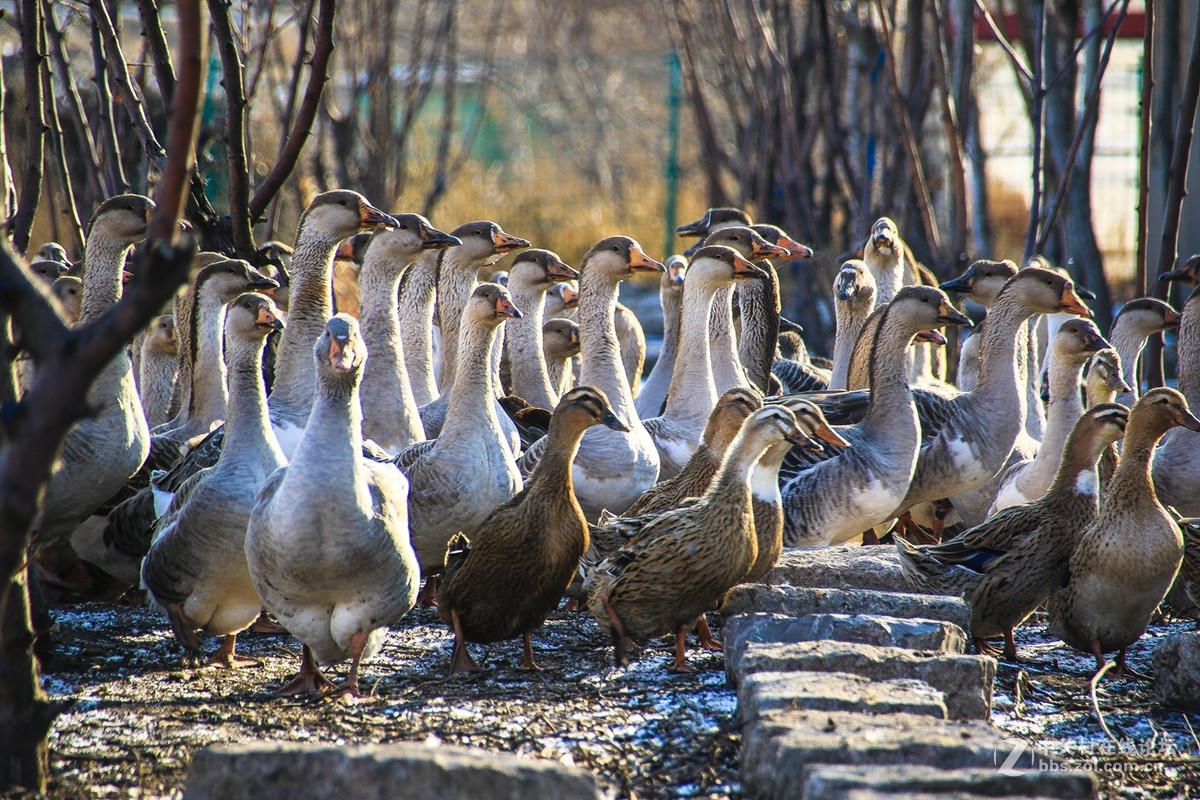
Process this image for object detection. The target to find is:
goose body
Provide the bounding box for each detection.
[505,250,579,409]
[138,315,179,429]
[1152,280,1200,516]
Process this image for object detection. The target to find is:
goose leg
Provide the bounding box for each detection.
[1002,628,1018,662]
[323,631,368,699]
[601,594,632,667]
[861,529,881,546]
[207,634,262,668]
[973,637,1001,657]
[669,626,695,673]
[517,630,541,671]
[695,615,723,652]
[1089,639,1106,675]
[165,602,203,661]
[275,645,336,697]
[1112,648,1149,680]
[449,610,481,674]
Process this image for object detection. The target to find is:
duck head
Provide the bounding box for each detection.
[997,267,1093,318]
[1133,387,1200,434]
[1053,319,1111,364]
[556,385,629,433]
[466,282,521,329]
[542,318,581,358]
[779,398,851,451]
[1085,349,1132,395]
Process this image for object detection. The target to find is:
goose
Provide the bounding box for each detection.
[398,248,441,407]
[141,293,286,666]
[392,284,523,591]
[138,315,178,428]
[829,260,877,391]
[614,302,647,400]
[898,403,1130,660]
[438,386,628,673]
[1152,281,1200,517]
[642,246,767,478]
[584,405,812,671]
[742,223,814,394]
[33,196,156,546]
[987,319,1110,515]
[635,257,686,420]
[505,249,580,409]
[781,286,971,547]
[894,269,1093,523]
[861,217,915,306]
[356,216,460,454]
[29,257,69,285]
[542,318,580,399]
[50,275,83,325]
[544,280,579,320]
[246,315,420,697]
[1107,297,1180,406]
[1048,388,1200,675]
[418,221,530,444]
[772,331,832,394]
[519,237,663,520]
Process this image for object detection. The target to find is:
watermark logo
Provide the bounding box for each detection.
[994,736,1189,777]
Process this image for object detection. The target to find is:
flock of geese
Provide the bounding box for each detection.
[21,190,1200,697]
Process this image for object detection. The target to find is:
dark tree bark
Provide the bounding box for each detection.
[208,0,255,257]
[134,0,178,113]
[11,0,45,255]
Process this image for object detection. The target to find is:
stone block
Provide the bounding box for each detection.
[1153,631,1200,713]
[723,585,970,633]
[801,764,1097,800]
[739,670,948,721]
[764,546,909,593]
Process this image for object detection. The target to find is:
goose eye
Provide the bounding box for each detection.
[611,245,620,252]
[338,200,347,207]
[400,224,408,230]
[1046,279,1054,286]
[475,230,483,237]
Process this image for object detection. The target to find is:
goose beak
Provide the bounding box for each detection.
[1075,284,1098,301]
[1164,308,1183,328]
[666,260,687,285]
[328,337,356,372]
[1160,259,1200,285]
[676,217,708,237]
[774,234,814,260]
[835,272,858,301]
[249,274,280,291]
[561,285,580,309]
[628,246,665,274]
[752,241,791,260]
[779,316,803,334]
[939,274,973,293]
[916,329,947,346]
[814,423,850,448]
[1084,330,1112,353]
[549,260,580,282]
[732,252,768,280]
[495,297,522,319]
[358,202,396,229]
[937,303,972,327]
[600,409,630,433]
[256,307,284,331]
[491,230,531,253]
[1059,285,1093,318]
[420,226,461,249]
[872,232,894,252]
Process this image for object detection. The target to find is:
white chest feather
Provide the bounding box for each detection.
[1074,471,1098,496]
[272,419,305,460]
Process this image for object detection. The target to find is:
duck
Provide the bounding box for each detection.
[1048,388,1200,674]
[519,237,663,520]
[543,318,581,399]
[895,268,1094,525]
[987,319,1111,514]
[1152,277,1200,516]
[418,221,530,444]
[897,403,1129,659]
[828,260,877,391]
[505,249,580,409]
[742,223,814,394]
[141,293,286,666]
[356,216,460,454]
[780,286,970,547]
[583,405,812,671]
[392,284,524,591]
[1107,297,1181,406]
[642,246,767,478]
[246,315,420,697]
[636,257,687,420]
[438,386,628,674]
[138,315,178,429]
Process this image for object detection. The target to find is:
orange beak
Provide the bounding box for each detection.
[495,297,522,318]
[915,329,947,346]
[732,252,768,279]
[328,338,356,372]
[358,202,396,229]
[775,235,814,260]
[751,240,791,259]
[1059,285,1093,318]
[561,284,580,309]
[628,246,665,274]
[815,423,850,448]
[491,230,531,253]
[256,306,284,331]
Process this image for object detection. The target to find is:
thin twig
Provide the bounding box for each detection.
[91,0,166,164]
[134,0,177,109]
[973,0,1033,83]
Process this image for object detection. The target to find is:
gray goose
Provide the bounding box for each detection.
[138,315,178,429]
[542,318,580,399]
[742,223,814,394]
[635,257,687,420]
[505,249,579,409]
[1151,279,1200,517]
[1107,296,1180,407]
[829,260,877,391]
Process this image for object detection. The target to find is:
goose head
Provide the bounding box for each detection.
[1113,297,1181,338]
[774,397,851,451]
[508,249,579,292]
[544,281,579,318]
[1158,254,1200,286]
[1131,387,1200,434]
[867,217,899,257]
[1085,349,1132,396]
[580,236,664,285]
[703,387,763,451]
[360,216,460,271]
[51,276,83,323]
[227,292,285,342]
[1076,402,1130,450]
[196,259,280,304]
[317,314,366,380]
[29,259,68,285]
[663,255,688,289]
[996,267,1093,318]
[887,285,972,347]
[465,282,522,330]
[1052,318,1111,365]
[36,242,69,264]
[446,221,530,268]
[700,226,790,260]
[88,194,154,246]
[834,259,876,307]
[686,245,768,289]
[939,258,1019,306]
[296,190,395,245]
[144,315,178,355]
[676,207,751,238]
[543,318,581,359]
[751,223,814,260]
[554,385,630,433]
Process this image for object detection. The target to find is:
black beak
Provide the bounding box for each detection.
[939,275,973,293]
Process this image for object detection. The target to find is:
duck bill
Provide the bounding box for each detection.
[814,423,850,448]
[785,426,820,450]
[1109,374,1133,393]
[1059,286,1093,318]
[732,252,768,280]
[939,274,972,293]
[358,202,396,229]
[1177,411,1200,432]
[561,285,580,309]
[495,298,522,319]
[937,303,972,327]
[549,260,580,282]
[775,234,814,260]
[420,226,461,249]
[601,410,631,433]
[628,246,665,274]
[491,230,531,253]
[675,216,708,237]
[915,329,947,346]
[752,241,792,260]
[779,316,803,334]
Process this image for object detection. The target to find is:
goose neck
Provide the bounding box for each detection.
[79,236,133,325]
[662,278,721,421]
[270,227,338,412]
[831,303,870,391]
[577,272,638,423]
[186,292,231,427]
[222,334,281,461]
[507,281,556,408]
[440,320,504,444]
[1109,324,1150,397]
[435,252,484,393]
[1176,298,1200,404]
[399,253,440,406]
[861,308,915,428]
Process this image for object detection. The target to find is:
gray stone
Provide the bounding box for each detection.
[742,710,1059,800]
[764,546,910,593]
[732,641,994,720]
[739,671,948,720]
[723,584,970,633]
[1153,631,1200,713]
[801,764,1098,800]
[723,612,966,681]
[183,742,601,800]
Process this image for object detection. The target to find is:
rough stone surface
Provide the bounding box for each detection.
[1153,631,1200,713]
[739,670,948,720]
[801,764,1098,800]
[723,584,970,633]
[183,742,601,800]
[732,641,995,720]
[723,612,966,681]
[741,710,1057,800]
[764,546,910,592]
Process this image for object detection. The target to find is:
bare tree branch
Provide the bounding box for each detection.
[134,0,178,110]
[88,5,130,195]
[38,31,84,254]
[208,0,255,256]
[92,0,166,164]
[42,3,104,210]
[10,0,45,255]
[974,0,1033,83]
[1153,5,1200,286]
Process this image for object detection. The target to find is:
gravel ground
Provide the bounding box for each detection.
[16,598,1200,799]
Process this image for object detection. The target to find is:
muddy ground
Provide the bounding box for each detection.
[10,600,1200,799]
